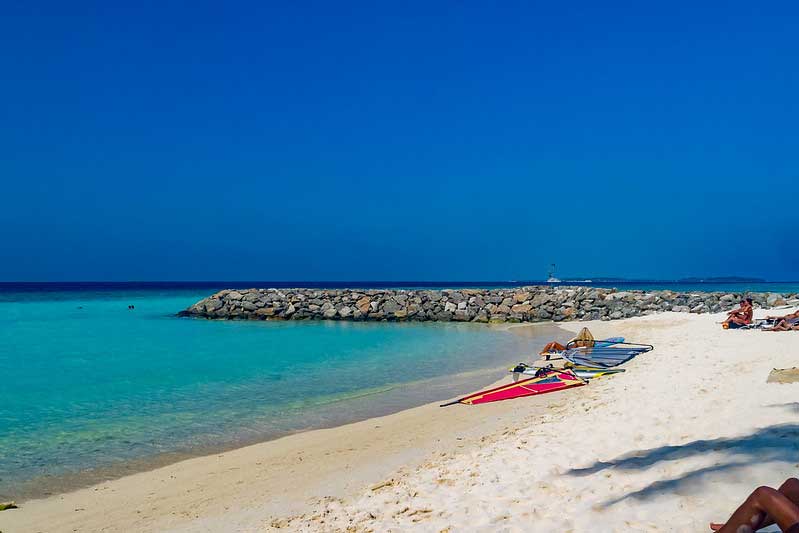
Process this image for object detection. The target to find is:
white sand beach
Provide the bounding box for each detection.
[3,309,799,532]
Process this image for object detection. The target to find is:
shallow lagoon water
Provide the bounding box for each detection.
[0,288,555,499]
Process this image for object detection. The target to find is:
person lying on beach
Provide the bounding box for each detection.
[722,298,753,329]
[710,477,799,532]
[539,327,595,359]
[764,310,799,331]
[540,341,566,358]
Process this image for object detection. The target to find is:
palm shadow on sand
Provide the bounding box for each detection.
[566,418,799,507]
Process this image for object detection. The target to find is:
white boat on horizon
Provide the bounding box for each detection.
[546,264,561,283]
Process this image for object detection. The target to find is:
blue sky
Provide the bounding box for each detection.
[2,1,797,281]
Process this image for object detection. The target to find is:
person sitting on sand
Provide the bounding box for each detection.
[764,310,799,331]
[722,298,753,329]
[710,477,799,532]
[570,327,595,348]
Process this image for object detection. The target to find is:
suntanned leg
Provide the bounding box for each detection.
[711,479,799,531]
[712,483,799,533]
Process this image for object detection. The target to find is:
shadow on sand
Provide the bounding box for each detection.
[767,402,799,413]
[567,418,799,507]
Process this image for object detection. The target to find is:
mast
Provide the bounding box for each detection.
[547,263,560,283]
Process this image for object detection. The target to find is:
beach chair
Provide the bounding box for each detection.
[561,341,654,369]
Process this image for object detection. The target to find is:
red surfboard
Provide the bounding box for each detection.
[441,370,584,406]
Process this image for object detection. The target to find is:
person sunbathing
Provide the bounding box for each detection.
[722,298,753,329]
[710,477,799,532]
[764,310,799,331]
[539,327,595,359]
[540,341,566,360]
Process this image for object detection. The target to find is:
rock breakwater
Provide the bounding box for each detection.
[179,287,797,323]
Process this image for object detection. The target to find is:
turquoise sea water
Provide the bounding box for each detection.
[0,287,548,500]
[2,280,796,500]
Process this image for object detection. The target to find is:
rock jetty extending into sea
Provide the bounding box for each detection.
[179,287,798,323]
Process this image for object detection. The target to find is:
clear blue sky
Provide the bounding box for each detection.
[2,1,797,281]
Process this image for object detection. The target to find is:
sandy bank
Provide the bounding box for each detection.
[283,309,799,531]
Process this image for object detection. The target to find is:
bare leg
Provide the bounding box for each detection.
[713,481,799,533]
[766,320,790,331]
[712,479,799,530]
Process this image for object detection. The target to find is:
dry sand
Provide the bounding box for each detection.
[3,309,799,532]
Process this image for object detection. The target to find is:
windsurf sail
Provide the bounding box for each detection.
[510,363,625,380]
[595,336,625,347]
[571,367,626,379]
[440,369,584,406]
[561,342,653,369]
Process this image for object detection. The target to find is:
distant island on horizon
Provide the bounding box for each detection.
[561,276,767,283]
[676,276,767,283]
[0,276,779,285]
